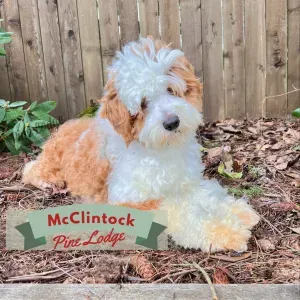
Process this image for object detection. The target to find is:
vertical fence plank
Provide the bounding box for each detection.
[159,0,180,48]
[287,0,300,113]
[38,0,68,122]
[201,0,224,121]
[98,0,119,82]
[57,0,85,118]
[0,6,11,102]
[138,0,159,39]
[245,0,266,119]
[266,0,287,118]
[3,0,29,102]
[223,0,245,120]
[77,0,104,105]
[18,0,47,103]
[180,0,202,79]
[118,0,139,46]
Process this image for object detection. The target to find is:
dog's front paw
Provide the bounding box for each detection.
[229,200,260,229]
[201,218,251,252]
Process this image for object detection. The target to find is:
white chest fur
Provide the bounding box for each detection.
[107,140,205,203]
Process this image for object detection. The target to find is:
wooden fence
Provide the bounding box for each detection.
[0,0,300,122]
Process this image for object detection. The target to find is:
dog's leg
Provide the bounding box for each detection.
[161,180,259,252]
[162,200,251,252]
[22,160,66,193]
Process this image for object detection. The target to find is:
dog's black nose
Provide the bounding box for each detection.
[163,115,180,131]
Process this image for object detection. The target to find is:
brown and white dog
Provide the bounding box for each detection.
[23,37,259,252]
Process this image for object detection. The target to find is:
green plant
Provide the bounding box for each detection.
[292,108,300,118]
[228,186,264,198]
[0,19,13,56]
[0,100,59,154]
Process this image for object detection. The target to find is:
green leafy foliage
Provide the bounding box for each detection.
[0,19,13,56]
[0,100,59,154]
[217,162,243,179]
[228,186,264,198]
[77,102,100,118]
[292,108,300,118]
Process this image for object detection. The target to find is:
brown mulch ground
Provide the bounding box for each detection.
[0,118,299,284]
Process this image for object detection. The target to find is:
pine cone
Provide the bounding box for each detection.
[213,268,230,284]
[129,255,155,280]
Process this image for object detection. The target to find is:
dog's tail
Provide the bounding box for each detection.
[22,160,40,186]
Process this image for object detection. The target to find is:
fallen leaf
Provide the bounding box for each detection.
[274,155,300,170]
[248,127,258,134]
[293,145,300,151]
[286,172,300,179]
[221,133,232,141]
[284,129,300,143]
[207,147,222,160]
[283,136,296,145]
[292,180,300,188]
[261,121,274,127]
[290,227,300,234]
[271,143,283,151]
[232,158,244,173]
[213,268,230,284]
[275,157,289,170]
[258,239,276,251]
[260,144,271,151]
[218,162,243,179]
[216,118,236,126]
[266,155,278,164]
[218,125,241,134]
[206,147,223,168]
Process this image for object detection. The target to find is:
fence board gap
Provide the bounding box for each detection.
[57,0,86,118]
[3,0,29,102]
[245,0,266,119]
[180,0,202,79]
[38,0,69,122]
[0,5,11,102]
[98,0,120,82]
[159,0,180,48]
[138,0,160,39]
[201,0,224,122]
[287,0,300,113]
[18,0,47,103]
[266,0,288,118]
[223,0,246,120]
[77,0,104,106]
[118,0,139,46]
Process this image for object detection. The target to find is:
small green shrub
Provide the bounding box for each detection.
[292,108,300,118]
[0,19,13,56]
[0,100,59,154]
[228,186,264,198]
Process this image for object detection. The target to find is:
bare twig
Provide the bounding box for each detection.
[6,268,71,282]
[0,186,31,192]
[192,261,219,300]
[52,262,103,299]
[153,269,196,283]
[262,86,300,118]
[257,212,284,237]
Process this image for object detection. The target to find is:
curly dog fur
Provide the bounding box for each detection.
[23,37,259,252]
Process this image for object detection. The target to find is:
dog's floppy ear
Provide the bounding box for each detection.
[172,57,203,113]
[99,79,135,145]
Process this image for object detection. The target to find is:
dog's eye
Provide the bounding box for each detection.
[141,98,147,110]
[167,87,174,95]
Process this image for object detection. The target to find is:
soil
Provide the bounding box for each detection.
[0,118,299,284]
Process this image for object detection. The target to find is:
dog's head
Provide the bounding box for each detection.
[100,37,203,149]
